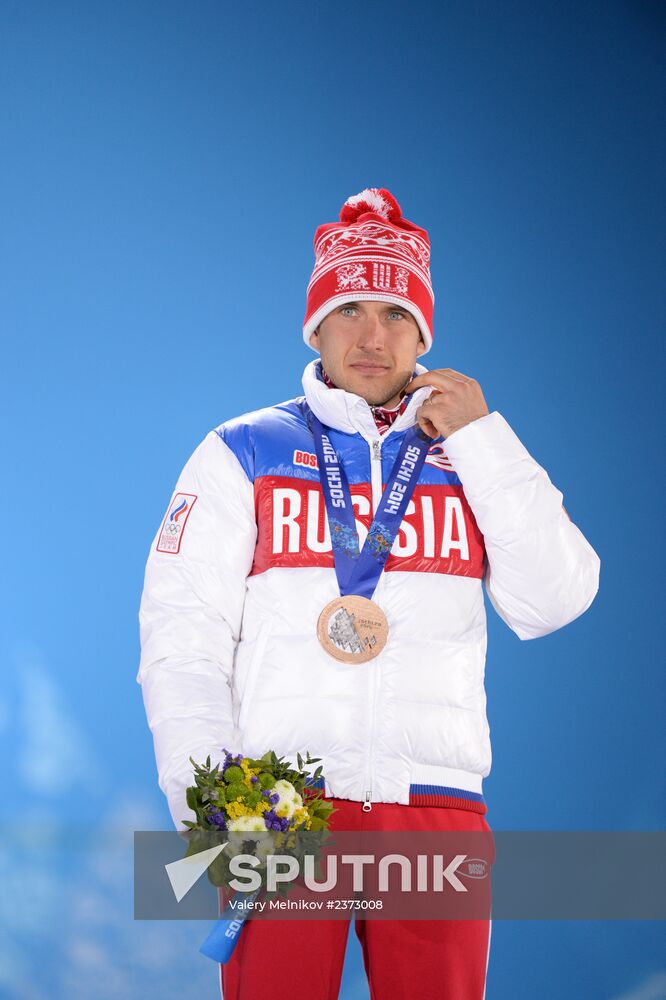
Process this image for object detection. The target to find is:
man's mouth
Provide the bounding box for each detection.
[350,363,390,375]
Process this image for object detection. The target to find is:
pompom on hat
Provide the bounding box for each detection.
[303,187,434,354]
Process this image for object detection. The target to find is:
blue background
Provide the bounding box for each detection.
[1,1,664,997]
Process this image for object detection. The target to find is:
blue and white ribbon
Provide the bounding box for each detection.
[308,408,432,599]
[199,887,263,964]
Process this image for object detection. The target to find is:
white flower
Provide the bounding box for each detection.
[273,780,297,801]
[254,837,274,863]
[224,820,270,859]
[228,816,267,833]
[272,780,303,820]
[224,832,245,857]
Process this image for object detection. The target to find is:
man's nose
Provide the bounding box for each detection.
[357,313,386,350]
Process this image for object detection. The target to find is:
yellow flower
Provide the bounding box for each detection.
[240,758,262,789]
[226,797,273,822]
[226,801,254,820]
[292,806,313,831]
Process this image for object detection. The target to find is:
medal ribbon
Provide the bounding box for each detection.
[199,888,262,964]
[307,408,433,600]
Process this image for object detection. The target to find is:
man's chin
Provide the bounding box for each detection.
[347,380,389,403]
[367,392,400,407]
[348,375,409,408]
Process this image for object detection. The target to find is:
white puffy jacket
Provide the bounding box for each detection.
[137,359,600,830]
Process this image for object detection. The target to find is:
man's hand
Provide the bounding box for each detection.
[403,368,490,439]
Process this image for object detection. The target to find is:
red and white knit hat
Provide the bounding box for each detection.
[302,187,434,354]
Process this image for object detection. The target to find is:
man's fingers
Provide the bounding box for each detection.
[415,409,439,438]
[404,368,472,392]
[439,368,472,382]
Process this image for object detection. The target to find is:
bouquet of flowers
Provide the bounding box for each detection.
[182,748,336,964]
[184,747,334,840]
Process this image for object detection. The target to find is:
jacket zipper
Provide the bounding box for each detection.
[362,434,385,811]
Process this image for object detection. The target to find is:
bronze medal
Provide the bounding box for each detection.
[317,595,389,663]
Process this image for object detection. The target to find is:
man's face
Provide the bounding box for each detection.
[309,300,427,408]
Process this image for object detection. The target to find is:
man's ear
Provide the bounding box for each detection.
[310,326,320,348]
[416,335,427,358]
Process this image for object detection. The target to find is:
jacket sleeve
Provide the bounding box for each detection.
[137,429,257,830]
[442,411,600,641]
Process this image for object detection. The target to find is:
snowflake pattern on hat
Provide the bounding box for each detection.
[335,263,369,290]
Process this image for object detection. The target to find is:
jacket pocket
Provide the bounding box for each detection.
[237,617,273,732]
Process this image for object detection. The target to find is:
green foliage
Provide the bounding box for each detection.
[225,782,246,802]
[183,750,335,842]
[244,750,325,796]
[223,765,244,783]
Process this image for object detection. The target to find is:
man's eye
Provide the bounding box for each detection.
[340,306,356,315]
[389,311,405,319]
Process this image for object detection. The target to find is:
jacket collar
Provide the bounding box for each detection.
[301,358,435,439]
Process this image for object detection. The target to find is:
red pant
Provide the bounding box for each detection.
[219,798,494,1000]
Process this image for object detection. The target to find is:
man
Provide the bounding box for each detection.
[137,187,600,999]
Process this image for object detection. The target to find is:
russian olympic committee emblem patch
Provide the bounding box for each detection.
[156,493,198,554]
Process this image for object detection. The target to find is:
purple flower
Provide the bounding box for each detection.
[222,751,244,774]
[263,809,289,832]
[269,793,279,804]
[251,776,258,784]
[207,811,227,829]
